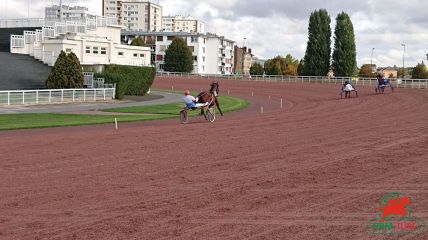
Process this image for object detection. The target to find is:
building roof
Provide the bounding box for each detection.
[122,31,234,42]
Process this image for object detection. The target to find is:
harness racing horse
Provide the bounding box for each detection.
[197,82,224,119]
[375,77,394,94]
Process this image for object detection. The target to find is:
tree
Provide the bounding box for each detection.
[264,54,299,76]
[332,12,357,77]
[359,64,376,77]
[250,62,264,75]
[164,37,193,73]
[412,61,428,79]
[46,51,68,89]
[66,52,84,88]
[46,51,84,89]
[283,54,299,76]
[130,37,146,47]
[303,9,331,76]
[297,59,304,76]
[264,56,283,75]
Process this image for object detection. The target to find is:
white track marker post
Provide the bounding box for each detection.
[261,106,264,114]
[172,85,174,91]
[269,95,271,101]
[252,91,254,97]
[280,98,283,108]
[228,89,230,95]
[115,118,118,130]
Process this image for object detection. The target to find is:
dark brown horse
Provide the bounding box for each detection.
[197,81,223,118]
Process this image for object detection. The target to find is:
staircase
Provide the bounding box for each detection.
[0,52,51,90]
[0,27,38,52]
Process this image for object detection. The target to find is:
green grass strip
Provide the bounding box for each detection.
[0,96,249,131]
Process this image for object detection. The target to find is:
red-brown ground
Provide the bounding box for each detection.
[1,77,427,240]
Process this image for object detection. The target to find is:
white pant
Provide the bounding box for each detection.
[195,102,209,108]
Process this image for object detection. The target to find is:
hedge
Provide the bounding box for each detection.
[96,65,156,99]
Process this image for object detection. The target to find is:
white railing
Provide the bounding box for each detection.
[35,29,42,42]
[83,72,94,88]
[156,72,428,89]
[0,16,118,29]
[0,18,46,28]
[42,26,55,39]
[10,35,25,48]
[55,22,67,35]
[24,31,36,44]
[0,88,116,106]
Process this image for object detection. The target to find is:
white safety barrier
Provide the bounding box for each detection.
[0,88,116,106]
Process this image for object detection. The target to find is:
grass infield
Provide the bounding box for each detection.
[0,95,249,131]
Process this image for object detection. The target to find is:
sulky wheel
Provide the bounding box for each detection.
[180,110,188,124]
[207,107,216,123]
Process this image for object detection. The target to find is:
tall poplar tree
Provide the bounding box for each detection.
[332,12,357,77]
[303,9,331,76]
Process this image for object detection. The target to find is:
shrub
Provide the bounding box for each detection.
[97,65,156,99]
[45,50,84,89]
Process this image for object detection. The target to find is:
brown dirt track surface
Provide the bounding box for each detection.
[1,77,428,240]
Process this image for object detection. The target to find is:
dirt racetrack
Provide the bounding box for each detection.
[1,77,428,240]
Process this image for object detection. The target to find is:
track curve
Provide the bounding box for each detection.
[0,77,427,239]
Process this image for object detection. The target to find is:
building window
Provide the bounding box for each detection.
[65,48,72,53]
[188,46,194,52]
[85,46,91,54]
[156,36,163,41]
[193,56,197,61]
[133,53,138,57]
[118,52,124,56]
[101,47,107,55]
[93,46,99,54]
[156,55,163,61]
[140,54,145,57]
[167,36,175,41]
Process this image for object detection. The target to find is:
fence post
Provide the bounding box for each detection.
[72,90,75,102]
[49,91,51,103]
[7,92,10,106]
[61,89,64,102]
[94,89,97,101]
[83,89,86,101]
[36,91,39,104]
[22,92,25,105]
[103,89,106,100]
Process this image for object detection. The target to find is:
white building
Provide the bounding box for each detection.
[45,5,97,22]
[162,15,205,34]
[103,0,162,32]
[10,17,151,69]
[205,33,234,75]
[123,32,234,75]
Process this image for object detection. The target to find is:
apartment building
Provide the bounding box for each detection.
[10,17,151,68]
[45,5,97,22]
[162,15,205,34]
[205,33,235,75]
[122,32,234,74]
[103,0,162,32]
[234,46,253,75]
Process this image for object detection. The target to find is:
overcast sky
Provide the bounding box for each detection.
[1,0,428,67]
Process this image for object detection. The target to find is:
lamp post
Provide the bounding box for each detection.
[243,37,247,47]
[371,47,375,73]
[401,43,406,79]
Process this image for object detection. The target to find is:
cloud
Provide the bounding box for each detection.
[1,0,428,67]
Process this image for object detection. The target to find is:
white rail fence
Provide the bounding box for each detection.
[156,72,428,89]
[0,17,118,29]
[0,88,116,106]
